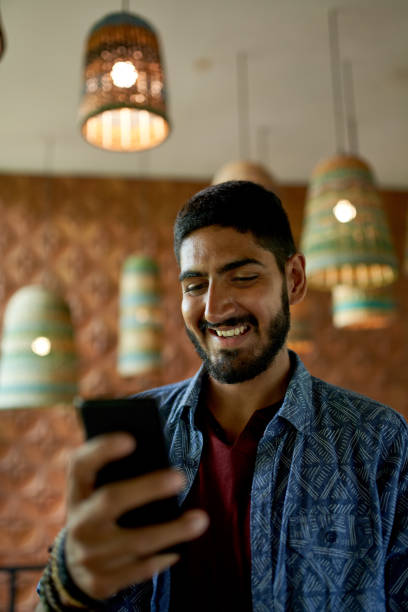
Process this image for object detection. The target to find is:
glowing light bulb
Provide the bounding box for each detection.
[110,61,138,88]
[31,336,51,356]
[333,199,357,223]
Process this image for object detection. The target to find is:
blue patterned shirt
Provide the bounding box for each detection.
[107,351,408,611]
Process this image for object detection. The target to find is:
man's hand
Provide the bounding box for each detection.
[63,433,209,601]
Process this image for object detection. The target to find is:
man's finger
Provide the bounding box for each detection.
[71,508,209,568]
[86,468,186,523]
[75,552,181,601]
[67,433,136,506]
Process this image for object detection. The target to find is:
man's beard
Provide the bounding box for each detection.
[185,285,290,384]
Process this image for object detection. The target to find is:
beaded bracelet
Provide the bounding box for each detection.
[38,528,105,611]
[55,528,105,609]
[50,529,87,609]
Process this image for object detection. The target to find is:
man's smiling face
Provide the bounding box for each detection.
[179,225,291,384]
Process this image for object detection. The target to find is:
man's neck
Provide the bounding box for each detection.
[205,347,292,444]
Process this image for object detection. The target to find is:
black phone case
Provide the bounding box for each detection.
[77,397,182,529]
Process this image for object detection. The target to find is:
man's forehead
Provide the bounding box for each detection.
[179,226,279,272]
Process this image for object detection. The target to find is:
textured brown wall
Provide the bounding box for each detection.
[0,174,406,610]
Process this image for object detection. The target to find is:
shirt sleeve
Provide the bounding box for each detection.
[383,421,408,609]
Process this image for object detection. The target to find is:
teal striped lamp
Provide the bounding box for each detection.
[118,255,162,376]
[300,154,398,290]
[0,286,78,408]
[332,285,396,330]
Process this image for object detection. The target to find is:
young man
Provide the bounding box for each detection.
[38,181,408,611]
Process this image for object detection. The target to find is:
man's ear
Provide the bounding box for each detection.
[285,253,307,306]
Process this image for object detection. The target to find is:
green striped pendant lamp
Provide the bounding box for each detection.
[118,255,162,376]
[332,285,396,330]
[300,154,398,290]
[0,286,78,409]
[79,11,170,151]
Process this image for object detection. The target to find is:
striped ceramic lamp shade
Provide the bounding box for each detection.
[332,285,396,330]
[0,286,78,409]
[118,255,162,376]
[300,154,398,290]
[79,11,170,151]
[211,161,277,191]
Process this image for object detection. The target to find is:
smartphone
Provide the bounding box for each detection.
[76,397,182,529]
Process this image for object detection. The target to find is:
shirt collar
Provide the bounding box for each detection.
[170,350,314,434]
[277,350,313,434]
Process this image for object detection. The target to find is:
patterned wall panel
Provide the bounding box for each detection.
[0,175,406,610]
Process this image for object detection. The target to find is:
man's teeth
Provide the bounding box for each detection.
[215,326,246,337]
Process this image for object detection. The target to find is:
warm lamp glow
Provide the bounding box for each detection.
[333,199,357,223]
[31,336,51,356]
[111,61,138,88]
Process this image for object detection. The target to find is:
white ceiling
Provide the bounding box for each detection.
[0,0,407,188]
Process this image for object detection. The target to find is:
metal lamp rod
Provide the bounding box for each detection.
[237,51,250,159]
[343,59,359,155]
[328,9,346,154]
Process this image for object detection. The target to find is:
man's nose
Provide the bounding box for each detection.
[204,281,236,323]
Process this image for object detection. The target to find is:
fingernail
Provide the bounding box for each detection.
[188,512,209,532]
[114,433,136,452]
[169,469,186,488]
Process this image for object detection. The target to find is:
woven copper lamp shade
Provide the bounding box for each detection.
[332,285,396,330]
[300,154,398,290]
[211,160,277,191]
[0,286,78,409]
[118,255,162,376]
[79,12,170,152]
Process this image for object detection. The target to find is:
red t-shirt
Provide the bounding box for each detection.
[170,402,281,612]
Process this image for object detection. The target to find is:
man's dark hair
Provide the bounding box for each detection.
[174,180,296,273]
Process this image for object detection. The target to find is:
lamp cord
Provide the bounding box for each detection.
[328,9,346,154]
[41,138,55,290]
[122,0,130,12]
[236,51,250,159]
[343,59,359,155]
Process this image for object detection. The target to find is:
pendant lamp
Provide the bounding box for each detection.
[300,12,398,291]
[332,285,396,330]
[0,286,78,409]
[212,160,277,191]
[212,54,277,192]
[301,153,398,289]
[118,255,162,376]
[79,10,170,151]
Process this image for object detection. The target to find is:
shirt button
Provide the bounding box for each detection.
[325,530,337,544]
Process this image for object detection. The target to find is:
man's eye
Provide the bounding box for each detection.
[183,282,207,294]
[233,275,258,283]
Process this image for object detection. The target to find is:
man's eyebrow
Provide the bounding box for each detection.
[179,258,264,282]
[179,270,205,282]
[218,258,265,274]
